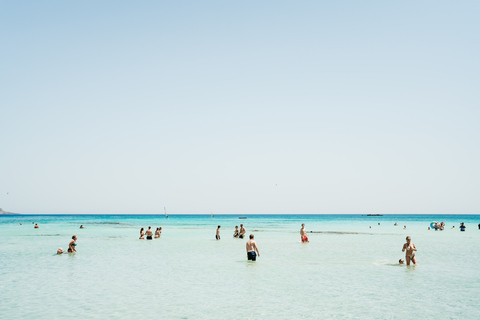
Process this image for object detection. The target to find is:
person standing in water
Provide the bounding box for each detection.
[246,234,260,261]
[402,236,417,266]
[68,235,77,253]
[155,227,161,238]
[216,225,221,240]
[139,228,145,239]
[239,224,246,239]
[233,226,239,238]
[300,224,309,243]
[145,226,153,240]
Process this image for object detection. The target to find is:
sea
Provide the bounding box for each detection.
[1,214,479,319]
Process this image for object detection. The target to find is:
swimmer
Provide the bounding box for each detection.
[402,236,417,266]
[216,225,221,240]
[57,248,64,254]
[145,226,153,240]
[68,235,77,253]
[246,234,260,261]
[394,222,398,226]
[398,259,404,264]
[233,226,239,238]
[300,224,309,243]
[155,227,160,238]
[428,227,431,230]
[460,223,466,232]
[452,226,455,229]
[80,225,84,229]
[139,228,145,239]
[34,223,39,229]
[239,224,246,239]
[403,225,406,230]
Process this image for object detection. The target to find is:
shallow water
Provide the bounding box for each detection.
[1,214,479,319]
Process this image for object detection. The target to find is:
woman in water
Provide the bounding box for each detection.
[68,235,77,253]
[233,226,239,238]
[155,227,161,238]
[402,236,417,266]
[139,228,145,239]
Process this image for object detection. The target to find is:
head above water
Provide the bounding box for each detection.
[399,259,404,264]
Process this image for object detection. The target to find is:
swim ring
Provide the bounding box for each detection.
[430,222,436,228]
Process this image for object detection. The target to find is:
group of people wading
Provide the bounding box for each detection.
[139,226,162,240]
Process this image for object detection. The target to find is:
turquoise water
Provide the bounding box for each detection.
[1,214,479,319]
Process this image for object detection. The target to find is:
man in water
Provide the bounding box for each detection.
[239,224,246,239]
[246,234,260,261]
[300,224,309,243]
[34,224,39,228]
[145,226,153,240]
[402,236,417,266]
[398,259,404,264]
[216,225,221,240]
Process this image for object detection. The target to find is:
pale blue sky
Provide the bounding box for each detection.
[1,1,479,214]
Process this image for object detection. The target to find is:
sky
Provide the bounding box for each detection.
[1,1,479,214]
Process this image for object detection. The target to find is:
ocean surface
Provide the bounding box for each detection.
[1,214,479,319]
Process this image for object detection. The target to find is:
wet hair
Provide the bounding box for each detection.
[249,234,254,239]
[218,225,220,228]
[140,228,144,231]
